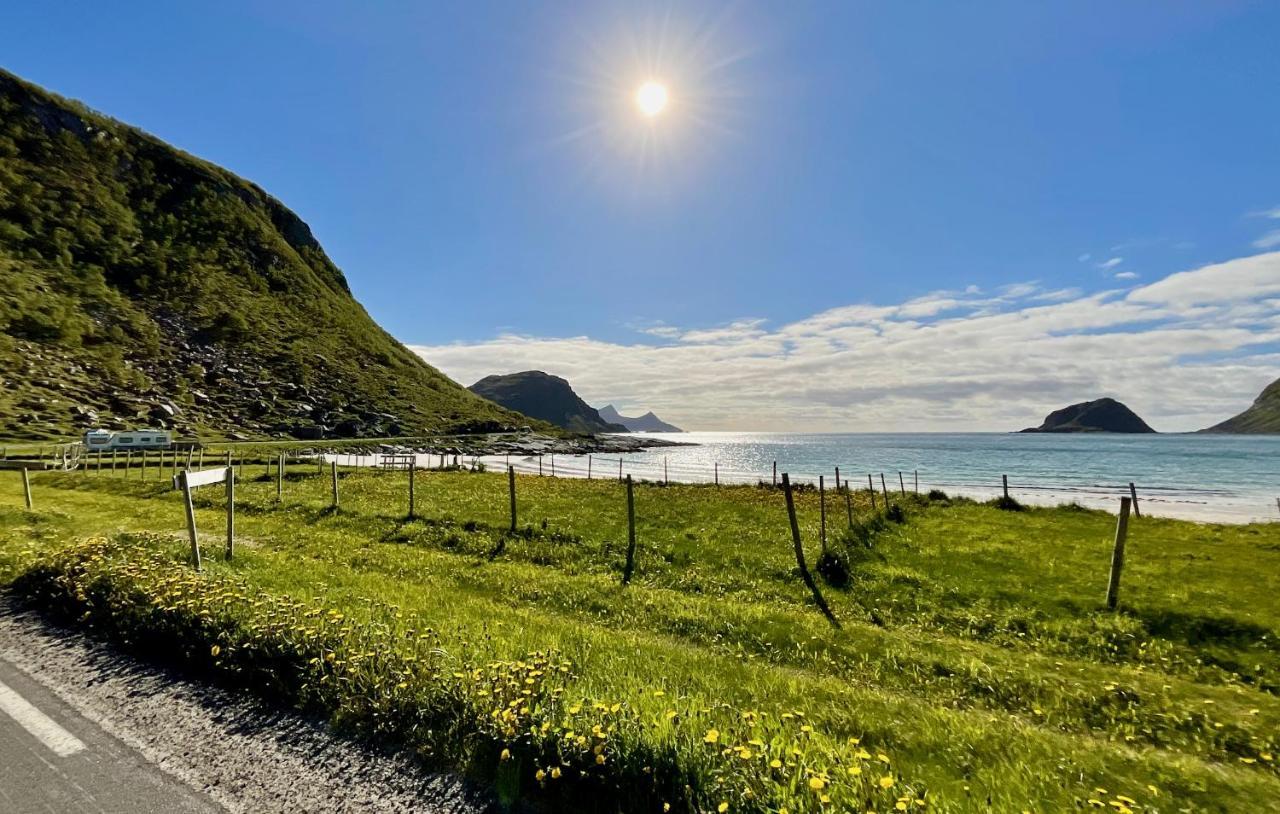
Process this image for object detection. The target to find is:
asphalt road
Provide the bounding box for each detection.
[0,654,221,814]
[0,598,490,814]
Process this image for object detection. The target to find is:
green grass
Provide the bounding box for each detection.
[2,462,1278,812]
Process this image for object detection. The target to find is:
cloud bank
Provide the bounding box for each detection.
[411,252,1280,432]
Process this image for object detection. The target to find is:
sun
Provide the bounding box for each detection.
[635,81,669,117]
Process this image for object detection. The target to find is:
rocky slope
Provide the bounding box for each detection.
[469,372,626,434]
[1200,375,1280,433]
[0,69,530,441]
[1020,398,1156,433]
[597,404,683,433]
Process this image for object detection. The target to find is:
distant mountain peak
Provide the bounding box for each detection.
[1200,375,1280,434]
[598,405,683,433]
[469,372,627,434]
[1020,397,1155,433]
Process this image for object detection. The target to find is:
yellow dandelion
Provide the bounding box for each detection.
[808,777,826,791]
[500,749,511,761]
[550,767,561,779]
[879,775,895,789]
[704,729,720,744]
[718,804,729,813]
[210,645,221,657]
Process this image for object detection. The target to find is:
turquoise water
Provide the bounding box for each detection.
[485,432,1280,523]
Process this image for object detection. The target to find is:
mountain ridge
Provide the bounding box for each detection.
[468,371,626,434]
[597,404,683,433]
[0,68,534,440]
[1200,376,1280,434]
[1020,398,1156,433]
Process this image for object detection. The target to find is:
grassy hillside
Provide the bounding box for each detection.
[1203,377,1280,434]
[0,68,528,441]
[3,462,1277,811]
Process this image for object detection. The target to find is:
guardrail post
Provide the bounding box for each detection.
[21,467,33,510]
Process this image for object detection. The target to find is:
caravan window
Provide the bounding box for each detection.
[119,436,134,443]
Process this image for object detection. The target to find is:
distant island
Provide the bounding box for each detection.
[597,404,683,433]
[1199,375,1280,433]
[468,371,627,434]
[1020,398,1156,433]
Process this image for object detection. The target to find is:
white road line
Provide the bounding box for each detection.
[0,678,86,757]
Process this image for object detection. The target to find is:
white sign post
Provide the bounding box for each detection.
[177,466,235,571]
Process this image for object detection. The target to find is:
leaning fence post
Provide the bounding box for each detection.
[899,471,906,497]
[21,467,33,510]
[1106,497,1132,610]
[880,473,890,505]
[844,481,853,528]
[623,475,638,584]
[1129,482,1141,517]
[782,474,839,627]
[180,470,201,572]
[508,465,517,532]
[331,460,339,508]
[225,467,235,560]
[868,474,877,512]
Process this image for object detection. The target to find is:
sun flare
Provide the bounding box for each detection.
[635,81,669,117]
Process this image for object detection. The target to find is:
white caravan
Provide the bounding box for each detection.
[83,428,173,451]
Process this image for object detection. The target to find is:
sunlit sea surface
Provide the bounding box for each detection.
[463,432,1280,524]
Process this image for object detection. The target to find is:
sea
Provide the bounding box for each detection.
[468,432,1280,524]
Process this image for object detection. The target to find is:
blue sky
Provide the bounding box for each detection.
[4,2,1279,430]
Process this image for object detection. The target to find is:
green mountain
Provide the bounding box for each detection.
[0,68,529,441]
[1201,376,1280,433]
[1019,398,1156,433]
[469,371,626,434]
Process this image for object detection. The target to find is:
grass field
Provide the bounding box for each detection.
[1,459,1277,812]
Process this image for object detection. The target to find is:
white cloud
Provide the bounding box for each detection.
[1098,257,1124,270]
[1254,230,1280,250]
[412,252,1280,433]
[1114,271,1139,280]
[1077,253,1091,262]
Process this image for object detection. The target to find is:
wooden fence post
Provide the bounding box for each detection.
[1106,497,1132,610]
[663,456,668,485]
[880,473,890,505]
[1129,482,1141,517]
[772,461,777,487]
[623,475,637,584]
[844,480,853,528]
[539,455,543,476]
[331,460,339,508]
[111,450,117,473]
[899,471,906,497]
[21,467,32,510]
[588,455,592,480]
[714,461,719,486]
[225,467,235,560]
[550,455,555,477]
[140,449,147,479]
[868,474,877,511]
[914,470,919,494]
[198,449,204,469]
[276,453,283,503]
[1002,474,1009,500]
[819,475,827,549]
[180,470,201,572]
[408,462,416,518]
[508,465,517,532]
[835,466,841,492]
[781,474,839,627]
[618,458,623,482]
